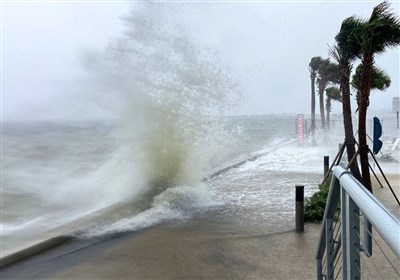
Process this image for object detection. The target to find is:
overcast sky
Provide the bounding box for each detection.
[2,1,399,121]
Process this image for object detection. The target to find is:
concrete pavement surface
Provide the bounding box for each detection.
[0,220,321,280]
[1,172,398,280]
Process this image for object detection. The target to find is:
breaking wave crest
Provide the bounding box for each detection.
[62,3,240,235]
[78,183,219,238]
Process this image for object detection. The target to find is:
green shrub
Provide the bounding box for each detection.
[304,174,331,223]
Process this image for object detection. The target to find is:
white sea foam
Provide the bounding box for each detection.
[79,183,218,238]
[237,143,339,174]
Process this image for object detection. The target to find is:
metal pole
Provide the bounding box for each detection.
[346,195,361,279]
[324,156,329,177]
[397,111,399,129]
[326,217,335,280]
[341,187,348,278]
[296,185,304,232]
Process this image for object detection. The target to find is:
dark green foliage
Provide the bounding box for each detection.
[335,17,364,60]
[309,56,323,72]
[354,1,400,57]
[304,175,331,223]
[325,86,341,113]
[352,64,391,92]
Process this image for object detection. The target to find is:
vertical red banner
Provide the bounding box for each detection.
[297,114,304,145]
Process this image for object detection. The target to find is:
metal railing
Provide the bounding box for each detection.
[316,166,400,279]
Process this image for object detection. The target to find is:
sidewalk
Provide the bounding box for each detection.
[0,220,321,280]
[1,166,398,280]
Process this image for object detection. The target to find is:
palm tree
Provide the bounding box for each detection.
[309,57,323,145]
[349,1,400,192]
[317,59,340,129]
[329,16,364,181]
[351,64,391,111]
[325,86,342,129]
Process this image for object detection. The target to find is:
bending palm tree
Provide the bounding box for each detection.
[317,60,339,129]
[325,86,341,129]
[309,57,323,145]
[350,1,400,192]
[330,16,364,181]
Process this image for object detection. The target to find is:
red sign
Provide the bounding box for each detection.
[297,114,304,145]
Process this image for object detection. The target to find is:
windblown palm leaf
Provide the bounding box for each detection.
[335,17,364,60]
[325,86,342,102]
[309,57,323,71]
[348,2,400,58]
[352,64,391,92]
[325,86,341,130]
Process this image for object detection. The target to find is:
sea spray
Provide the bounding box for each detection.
[77,183,221,238]
[68,3,240,234]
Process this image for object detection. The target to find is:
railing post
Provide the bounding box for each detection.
[295,185,304,232]
[326,217,335,280]
[363,219,373,257]
[341,186,348,279]
[317,259,323,280]
[342,189,360,280]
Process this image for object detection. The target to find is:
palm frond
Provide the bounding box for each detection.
[326,86,342,101]
[362,1,400,54]
[328,45,341,63]
[335,16,365,59]
[371,66,391,90]
[318,59,340,85]
[351,63,391,91]
[309,56,323,71]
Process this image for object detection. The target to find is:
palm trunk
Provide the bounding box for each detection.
[318,81,326,129]
[326,98,331,129]
[359,55,373,193]
[311,72,316,145]
[341,60,362,181]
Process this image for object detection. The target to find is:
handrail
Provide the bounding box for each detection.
[316,166,400,279]
[334,166,400,258]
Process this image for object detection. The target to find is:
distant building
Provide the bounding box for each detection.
[393,97,400,112]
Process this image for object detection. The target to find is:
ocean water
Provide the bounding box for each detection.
[2,122,116,249]
[3,112,399,253]
[1,115,333,251]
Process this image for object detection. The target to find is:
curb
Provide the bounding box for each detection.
[0,235,71,268]
[0,201,132,269]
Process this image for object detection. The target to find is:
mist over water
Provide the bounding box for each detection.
[2,3,244,245]
[85,3,240,190]
[73,4,245,236]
